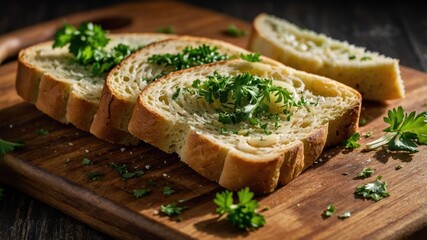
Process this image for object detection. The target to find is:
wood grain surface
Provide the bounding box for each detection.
[0,1,426,239]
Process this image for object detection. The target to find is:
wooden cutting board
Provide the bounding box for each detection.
[0,1,426,239]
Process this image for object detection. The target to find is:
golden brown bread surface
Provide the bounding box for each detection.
[128,59,361,194]
[249,13,405,101]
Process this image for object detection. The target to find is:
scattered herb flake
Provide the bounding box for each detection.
[348,55,356,60]
[0,138,23,156]
[161,204,187,216]
[110,161,144,180]
[344,133,361,149]
[133,189,151,199]
[366,107,427,152]
[338,211,351,219]
[361,56,372,61]
[323,204,336,218]
[163,186,176,195]
[359,118,367,126]
[172,87,181,100]
[223,24,247,37]
[36,128,49,135]
[395,164,403,170]
[156,26,175,34]
[355,176,390,201]
[240,52,261,62]
[214,187,265,231]
[357,167,374,178]
[87,172,105,181]
[363,131,373,138]
[82,158,92,166]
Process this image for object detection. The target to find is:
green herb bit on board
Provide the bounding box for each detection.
[163,186,176,195]
[357,167,374,178]
[355,176,390,201]
[133,189,151,199]
[87,172,105,181]
[0,138,23,156]
[82,158,93,166]
[366,107,427,152]
[161,204,188,216]
[214,187,266,231]
[36,128,49,135]
[156,26,175,34]
[323,204,336,218]
[338,211,351,219]
[223,24,247,37]
[343,133,361,149]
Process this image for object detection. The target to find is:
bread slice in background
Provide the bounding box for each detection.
[90,36,280,145]
[128,59,361,194]
[16,33,171,131]
[249,13,405,101]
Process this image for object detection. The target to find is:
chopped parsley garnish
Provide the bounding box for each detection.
[192,72,309,134]
[156,26,175,34]
[323,204,336,218]
[161,204,188,216]
[355,176,390,201]
[36,128,49,135]
[366,107,427,152]
[82,158,92,166]
[148,44,229,72]
[133,189,151,199]
[53,23,138,76]
[357,167,374,178]
[240,52,261,62]
[0,188,3,200]
[361,56,372,61]
[338,211,351,219]
[87,172,105,181]
[110,161,144,180]
[162,186,176,195]
[0,138,23,156]
[343,133,361,149]
[395,164,403,170]
[214,187,266,231]
[363,131,373,138]
[223,24,247,37]
[172,88,181,100]
[359,118,367,126]
[348,55,356,60]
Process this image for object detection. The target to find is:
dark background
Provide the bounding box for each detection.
[0,0,426,239]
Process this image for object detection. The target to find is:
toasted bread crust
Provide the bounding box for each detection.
[35,75,71,123]
[66,93,98,131]
[249,13,405,101]
[16,51,43,103]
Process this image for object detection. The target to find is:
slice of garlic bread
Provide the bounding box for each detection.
[90,36,278,144]
[249,13,404,101]
[128,59,361,194]
[16,33,171,130]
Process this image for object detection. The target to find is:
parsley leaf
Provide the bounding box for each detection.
[110,161,144,180]
[53,23,137,76]
[156,26,175,34]
[338,211,351,219]
[36,128,49,135]
[343,133,361,149]
[161,204,187,216]
[240,52,261,62]
[323,204,336,218]
[223,24,247,37]
[133,189,151,199]
[0,138,23,156]
[214,187,266,231]
[357,167,374,178]
[148,44,229,73]
[82,158,92,166]
[163,186,176,195]
[366,107,427,152]
[87,172,105,181]
[355,176,390,201]
[359,118,367,126]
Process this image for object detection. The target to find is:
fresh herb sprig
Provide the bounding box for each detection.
[323,204,336,218]
[148,44,229,72]
[53,23,137,76]
[343,133,361,149]
[214,187,266,231]
[161,204,188,216]
[133,189,151,199]
[240,53,261,62]
[366,107,427,152]
[357,167,374,178]
[192,72,309,134]
[0,138,23,156]
[355,176,390,201]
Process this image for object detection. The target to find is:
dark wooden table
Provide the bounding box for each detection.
[0,0,425,239]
